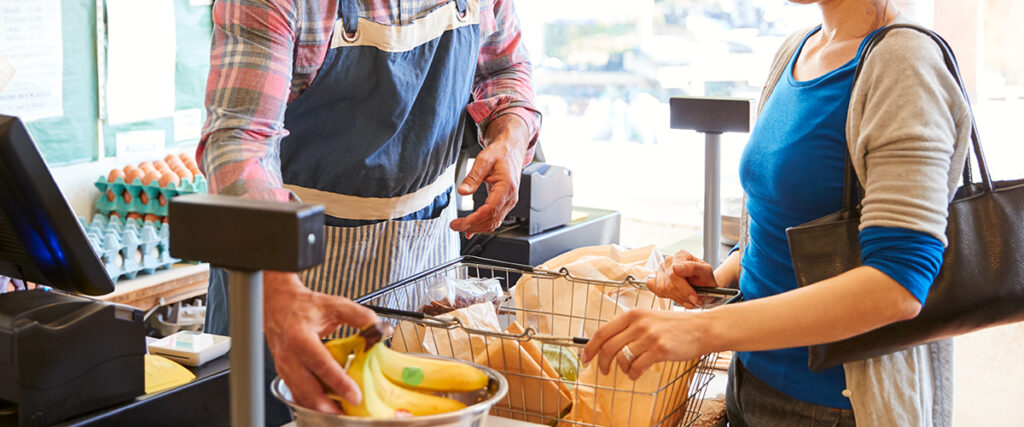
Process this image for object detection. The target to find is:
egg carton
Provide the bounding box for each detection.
[94,174,208,217]
[82,213,178,283]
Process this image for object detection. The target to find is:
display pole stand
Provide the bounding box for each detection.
[227,269,264,426]
[169,194,326,427]
[669,97,751,267]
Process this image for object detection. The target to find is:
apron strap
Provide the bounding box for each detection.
[340,0,466,36]
[339,0,359,35]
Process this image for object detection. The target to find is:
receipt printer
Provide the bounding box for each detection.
[475,163,573,235]
[0,290,145,426]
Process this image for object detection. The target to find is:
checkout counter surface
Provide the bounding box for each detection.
[59,351,542,427]
[55,355,230,426]
[280,416,542,427]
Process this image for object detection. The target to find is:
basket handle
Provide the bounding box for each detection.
[363,304,462,330]
[364,304,426,320]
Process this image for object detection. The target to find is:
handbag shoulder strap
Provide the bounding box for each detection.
[843,23,990,210]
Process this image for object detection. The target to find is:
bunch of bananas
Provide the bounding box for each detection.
[324,323,490,418]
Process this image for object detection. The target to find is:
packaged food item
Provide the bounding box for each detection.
[413,276,505,316]
[541,344,580,383]
[421,302,502,360]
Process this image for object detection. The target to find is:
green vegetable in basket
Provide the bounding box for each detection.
[542,345,580,382]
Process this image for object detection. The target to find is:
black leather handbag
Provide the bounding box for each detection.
[785,24,1024,373]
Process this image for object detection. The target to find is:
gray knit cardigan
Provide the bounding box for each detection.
[738,16,971,426]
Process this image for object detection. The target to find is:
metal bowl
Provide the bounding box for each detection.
[271,355,508,427]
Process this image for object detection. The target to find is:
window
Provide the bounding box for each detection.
[518,0,1022,250]
[934,1,1024,184]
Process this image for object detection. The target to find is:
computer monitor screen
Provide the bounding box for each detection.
[0,115,114,295]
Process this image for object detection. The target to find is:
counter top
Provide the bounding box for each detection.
[57,355,231,426]
[281,415,542,427]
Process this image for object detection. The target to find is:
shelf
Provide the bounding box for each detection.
[97,263,209,312]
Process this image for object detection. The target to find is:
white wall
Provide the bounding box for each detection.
[953,322,1024,427]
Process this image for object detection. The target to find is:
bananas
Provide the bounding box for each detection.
[323,323,485,418]
[325,333,365,364]
[371,343,489,392]
[337,346,399,418]
[367,350,466,415]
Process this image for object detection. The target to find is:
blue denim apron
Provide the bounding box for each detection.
[280,0,478,322]
[205,1,479,422]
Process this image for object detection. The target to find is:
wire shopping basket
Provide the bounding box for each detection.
[357,256,741,426]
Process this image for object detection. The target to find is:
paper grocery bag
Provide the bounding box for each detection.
[390,321,426,353]
[480,322,572,423]
[562,357,699,427]
[513,245,670,338]
[541,244,662,278]
[505,322,573,403]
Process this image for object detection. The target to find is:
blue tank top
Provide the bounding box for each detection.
[736,26,880,409]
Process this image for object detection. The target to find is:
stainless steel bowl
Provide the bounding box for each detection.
[271,355,508,427]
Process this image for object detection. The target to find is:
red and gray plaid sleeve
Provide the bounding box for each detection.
[468,0,542,154]
[197,0,298,202]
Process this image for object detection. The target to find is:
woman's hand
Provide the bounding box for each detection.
[581,309,710,380]
[646,249,718,309]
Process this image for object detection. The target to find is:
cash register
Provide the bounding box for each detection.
[0,115,145,426]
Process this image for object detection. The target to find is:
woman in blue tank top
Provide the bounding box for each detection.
[583,0,968,425]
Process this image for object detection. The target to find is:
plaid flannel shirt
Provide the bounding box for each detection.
[198,0,540,201]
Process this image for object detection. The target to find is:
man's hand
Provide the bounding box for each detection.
[263,271,377,413]
[450,114,532,238]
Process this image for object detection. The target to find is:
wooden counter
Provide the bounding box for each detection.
[97,263,210,312]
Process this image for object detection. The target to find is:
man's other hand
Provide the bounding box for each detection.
[450,114,531,238]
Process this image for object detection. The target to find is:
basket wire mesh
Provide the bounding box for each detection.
[357,256,740,426]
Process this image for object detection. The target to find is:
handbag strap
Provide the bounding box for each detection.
[842,23,991,210]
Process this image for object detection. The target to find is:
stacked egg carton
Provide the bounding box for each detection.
[95,153,208,219]
[83,213,177,282]
[89,153,207,282]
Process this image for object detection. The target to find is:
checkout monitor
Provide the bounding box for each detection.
[0,115,114,296]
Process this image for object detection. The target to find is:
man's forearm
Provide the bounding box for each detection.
[481,113,532,167]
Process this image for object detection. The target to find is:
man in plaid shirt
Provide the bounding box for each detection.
[198,0,539,419]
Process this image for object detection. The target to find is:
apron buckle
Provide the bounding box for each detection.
[341,29,359,43]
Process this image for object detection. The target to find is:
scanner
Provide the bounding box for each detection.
[0,291,144,426]
[0,115,145,426]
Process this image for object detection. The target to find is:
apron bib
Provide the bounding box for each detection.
[283,0,480,304]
